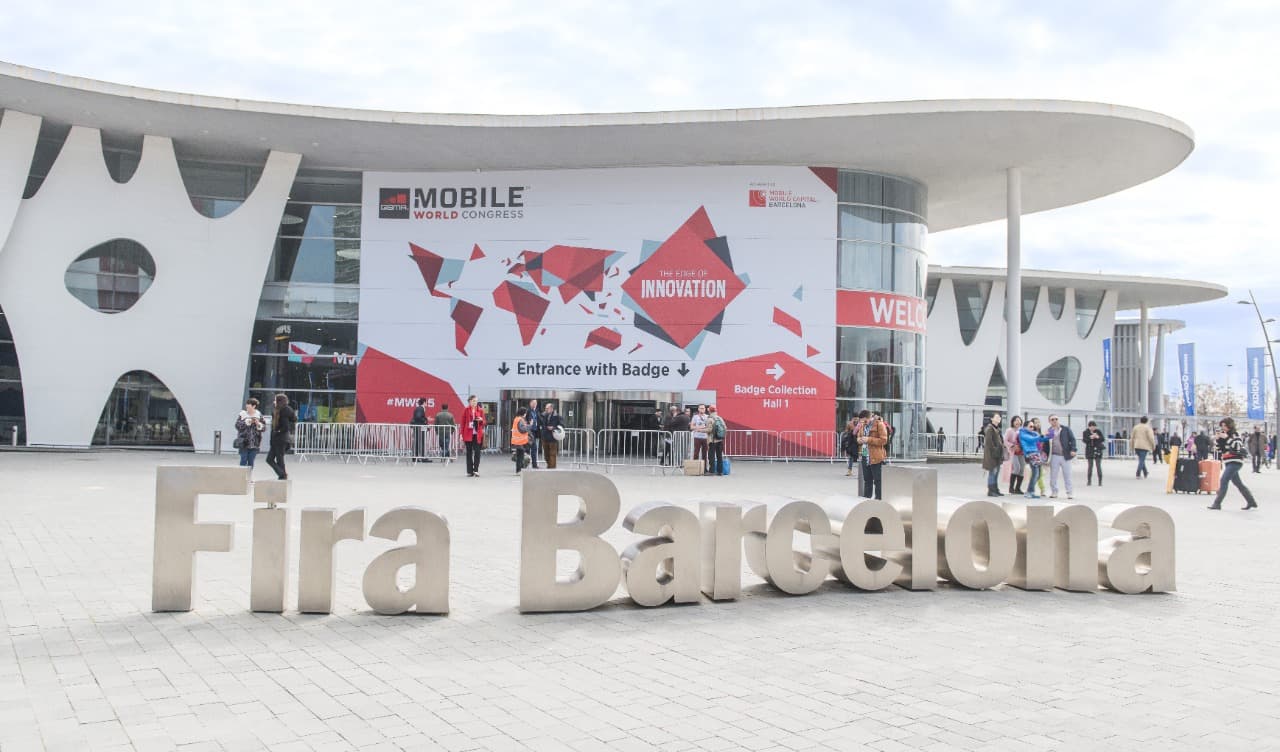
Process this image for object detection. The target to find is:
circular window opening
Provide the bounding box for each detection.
[65,239,156,313]
[1036,356,1082,405]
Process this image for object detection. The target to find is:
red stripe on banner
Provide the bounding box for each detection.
[836,289,927,334]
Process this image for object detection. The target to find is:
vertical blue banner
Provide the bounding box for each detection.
[1178,343,1196,416]
[1102,338,1112,404]
[1247,347,1266,420]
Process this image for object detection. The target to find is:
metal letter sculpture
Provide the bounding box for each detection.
[519,471,622,612]
[937,500,1017,589]
[621,503,701,607]
[883,466,939,590]
[362,508,450,615]
[698,501,766,600]
[1097,504,1176,593]
[1005,503,1098,592]
[760,500,832,595]
[151,466,247,612]
[250,480,291,612]
[298,508,367,613]
[819,496,906,591]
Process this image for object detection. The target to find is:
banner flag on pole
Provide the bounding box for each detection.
[1247,347,1266,420]
[1178,343,1196,416]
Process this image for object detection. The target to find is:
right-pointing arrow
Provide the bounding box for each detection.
[765,363,785,381]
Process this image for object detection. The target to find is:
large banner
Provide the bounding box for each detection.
[357,166,837,432]
[1178,343,1196,416]
[1102,338,1112,406]
[1247,347,1266,420]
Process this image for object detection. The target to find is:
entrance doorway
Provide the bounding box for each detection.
[93,371,192,447]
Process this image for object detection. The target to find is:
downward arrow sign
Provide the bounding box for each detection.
[765,363,785,381]
[677,364,690,377]
[497,362,510,375]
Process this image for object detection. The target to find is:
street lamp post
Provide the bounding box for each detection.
[1238,292,1280,446]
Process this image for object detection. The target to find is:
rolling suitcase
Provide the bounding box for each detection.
[1198,460,1221,494]
[1172,458,1200,493]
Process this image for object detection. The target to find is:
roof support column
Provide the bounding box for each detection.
[1150,323,1166,421]
[1139,302,1150,417]
[1005,167,1022,421]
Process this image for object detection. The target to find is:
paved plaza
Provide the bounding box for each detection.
[1,449,1277,751]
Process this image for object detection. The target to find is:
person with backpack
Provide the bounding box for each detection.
[1208,418,1258,510]
[840,417,862,478]
[510,407,531,474]
[706,405,727,476]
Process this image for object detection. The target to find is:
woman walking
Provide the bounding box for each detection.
[1018,417,1048,500]
[235,397,266,472]
[1004,415,1025,495]
[1208,418,1259,510]
[1083,420,1106,487]
[265,393,296,481]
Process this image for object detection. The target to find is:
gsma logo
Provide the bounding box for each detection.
[748,189,767,208]
[380,188,410,219]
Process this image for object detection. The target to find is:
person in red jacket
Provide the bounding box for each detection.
[460,395,487,477]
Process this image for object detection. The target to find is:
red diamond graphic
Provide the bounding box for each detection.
[621,207,745,349]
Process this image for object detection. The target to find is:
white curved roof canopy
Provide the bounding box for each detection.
[929,265,1226,310]
[0,61,1194,231]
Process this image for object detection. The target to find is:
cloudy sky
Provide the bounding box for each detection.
[2,0,1277,397]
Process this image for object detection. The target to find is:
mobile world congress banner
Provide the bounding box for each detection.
[1247,347,1266,420]
[357,166,837,433]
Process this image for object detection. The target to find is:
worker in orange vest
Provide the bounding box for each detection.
[510,407,531,474]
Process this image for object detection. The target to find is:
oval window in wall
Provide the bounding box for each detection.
[64,239,156,313]
[1036,356,1082,405]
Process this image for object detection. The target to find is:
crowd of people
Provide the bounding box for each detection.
[234,395,1271,512]
[964,411,1267,510]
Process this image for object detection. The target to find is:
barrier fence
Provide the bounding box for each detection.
[295,423,852,467]
[290,421,1175,467]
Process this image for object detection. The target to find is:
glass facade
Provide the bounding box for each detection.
[251,169,363,423]
[92,371,192,447]
[834,170,928,459]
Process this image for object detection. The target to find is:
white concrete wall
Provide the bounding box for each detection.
[925,277,1117,428]
[0,115,299,450]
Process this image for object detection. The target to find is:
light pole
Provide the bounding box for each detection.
[1237,292,1280,445]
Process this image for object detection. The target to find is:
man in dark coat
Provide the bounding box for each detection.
[981,413,1005,497]
[1194,431,1211,461]
[662,404,690,466]
[410,397,429,462]
[1247,425,1265,472]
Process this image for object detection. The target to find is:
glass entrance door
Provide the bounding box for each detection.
[93,371,192,447]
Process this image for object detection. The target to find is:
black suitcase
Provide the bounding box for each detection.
[1173,457,1201,493]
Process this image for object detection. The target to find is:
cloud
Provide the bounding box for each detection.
[3,0,1278,382]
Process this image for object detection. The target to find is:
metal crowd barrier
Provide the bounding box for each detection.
[777,430,840,462]
[722,429,779,460]
[592,429,674,473]
[294,423,458,463]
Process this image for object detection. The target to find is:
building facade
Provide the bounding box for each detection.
[0,62,1198,456]
[924,267,1221,439]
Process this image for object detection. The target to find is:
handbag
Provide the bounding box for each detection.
[552,425,565,442]
[232,436,245,449]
